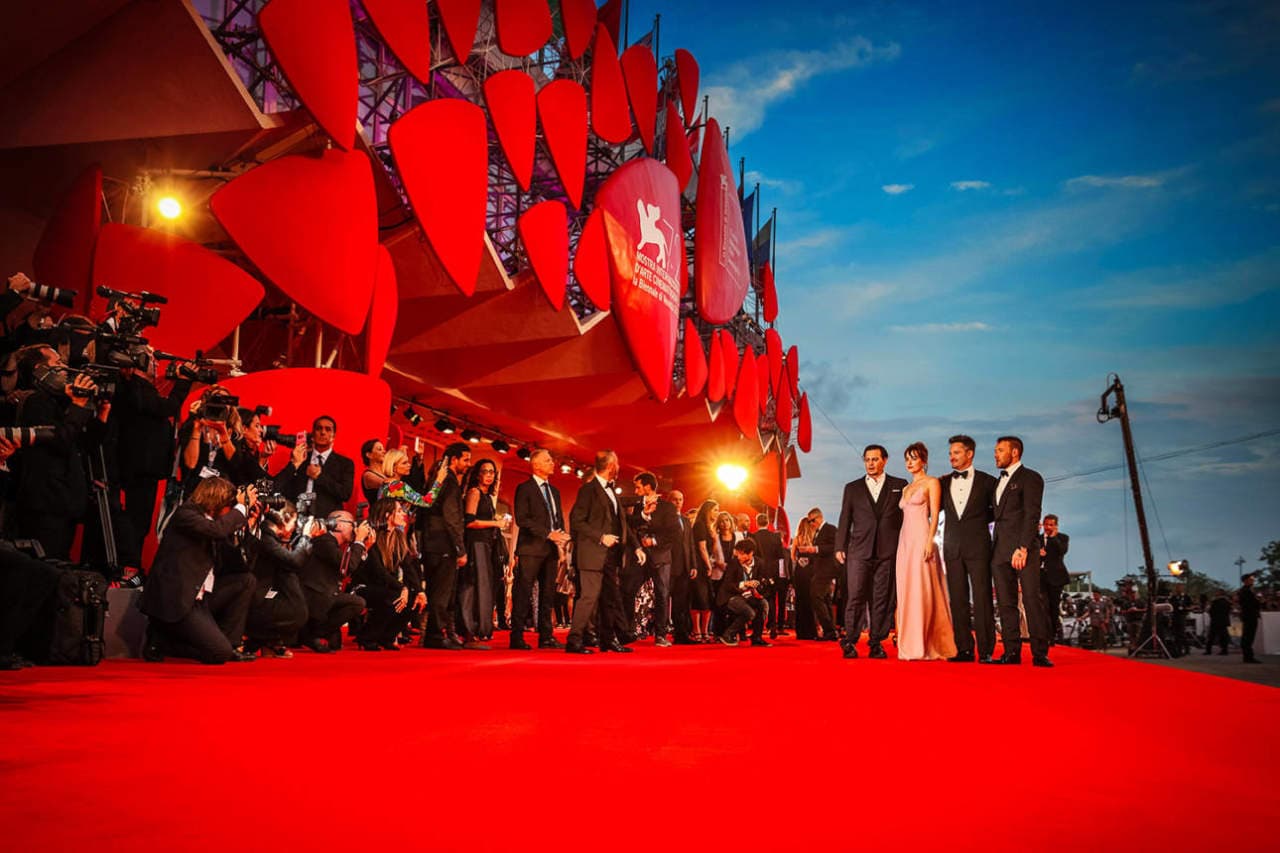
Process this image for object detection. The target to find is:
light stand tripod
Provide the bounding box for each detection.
[1098,374,1169,659]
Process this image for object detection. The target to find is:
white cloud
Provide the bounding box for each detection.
[888,321,993,333]
[950,180,991,191]
[1065,173,1166,190]
[743,169,802,195]
[881,183,914,195]
[894,138,935,160]
[703,37,900,139]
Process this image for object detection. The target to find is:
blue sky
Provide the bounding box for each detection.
[632,0,1280,586]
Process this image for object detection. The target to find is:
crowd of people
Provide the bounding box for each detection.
[0,270,1271,669]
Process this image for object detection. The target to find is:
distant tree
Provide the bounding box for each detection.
[1256,540,1280,591]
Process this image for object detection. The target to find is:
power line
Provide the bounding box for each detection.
[807,393,860,453]
[1045,427,1280,484]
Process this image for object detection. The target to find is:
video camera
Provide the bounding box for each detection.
[154,350,218,385]
[94,331,153,372]
[96,285,166,336]
[202,391,239,423]
[32,363,120,402]
[0,426,56,447]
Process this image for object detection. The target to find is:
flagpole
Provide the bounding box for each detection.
[654,14,661,61]
[623,0,630,47]
[771,207,777,270]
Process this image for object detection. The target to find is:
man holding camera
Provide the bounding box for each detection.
[140,477,259,664]
[716,538,772,647]
[275,415,354,519]
[298,509,373,653]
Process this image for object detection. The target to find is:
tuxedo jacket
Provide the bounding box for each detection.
[991,466,1044,566]
[753,529,786,581]
[629,498,682,564]
[1040,532,1070,585]
[141,503,247,622]
[419,472,466,557]
[717,557,763,608]
[299,532,364,606]
[514,477,564,560]
[939,469,997,561]
[569,477,634,573]
[835,475,908,562]
[277,449,355,519]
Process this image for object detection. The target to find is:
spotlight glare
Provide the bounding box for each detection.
[716,463,749,491]
[156,196,182,220]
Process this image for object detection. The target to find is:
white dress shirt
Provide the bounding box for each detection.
[996,459,1022,505]
[305,447,333,494]
[950,465,974,518]
[866,473,886,502]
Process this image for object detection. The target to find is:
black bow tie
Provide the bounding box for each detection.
[999,470,1010,478]
[606,481,616,491]
[954,470,969,480]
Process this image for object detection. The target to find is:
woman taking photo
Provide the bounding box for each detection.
[379,448,446,508]
[458,459,509,646]
[690,500,720,643]
[244,500,310,658]
[349,498,425,650]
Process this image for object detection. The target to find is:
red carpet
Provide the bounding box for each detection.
[2,637,1276,851]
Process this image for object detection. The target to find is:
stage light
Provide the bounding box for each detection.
[574,467,585,478]
[716,463,748,491]
[461,428,481,444]
[1169,560,1189,576]
[389,404,397,416]
[156,196,182,220]
[516,446,532,461]
[434,417,455,434]
[491,439,510,454]
[404,406,422,427]
[560,461,573,474]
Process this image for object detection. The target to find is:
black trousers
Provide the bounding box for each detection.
[669,564,692,641]
[568,551,625,648]
[723,594,766,639]
[1206,619,1230,653]
[511,549,557,642]
[810,565,839,638]
[1042,581,1065,642]
[359,586,412,646]
[765,577,788,633]
[1242,616,1258,660]
[945,553,995,658]
[246,575,308,646]
[122,478,161,567]
[993,559,1049,658]
[423,550,458,641]
[15,510,77,562]
[792,562,816,639]
[303,592,366,646]
[845,556,895,645]
[152,573,255,663]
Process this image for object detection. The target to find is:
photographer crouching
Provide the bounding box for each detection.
[243,498,311,658]
[298,510,372,653]
[140,477,258,664]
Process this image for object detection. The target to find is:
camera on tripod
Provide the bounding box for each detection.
[0,426,56,447]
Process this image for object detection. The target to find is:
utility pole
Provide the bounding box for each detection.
[1235,555,1246,582]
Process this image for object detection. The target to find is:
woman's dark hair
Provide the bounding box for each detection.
[370,497,408,569]
[904,441,929,465]
[361,438,381,466]
[466,458,498,495]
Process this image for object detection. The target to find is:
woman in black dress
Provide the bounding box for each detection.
[458,460,508,645]
[349,499,425,650]
[360,439,387,506]
[690,500,719,642]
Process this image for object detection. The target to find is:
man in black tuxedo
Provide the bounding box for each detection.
[298,510,371,653]
[418,442,471,650]
[511,448,569,649]
[140,477,257,663]
[566,450,644,654]
[1039,513,1070,645]
[716,538,771,646]
[991,435,1051,667]
[275,415,355,519]
[836,444,906,659]
[630,472,682,646]
[753,513,788,639]
[667,490,696,644]
[803,508,840,641]
[939,434,998,663]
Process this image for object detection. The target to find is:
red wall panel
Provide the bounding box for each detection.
[436,0,481,63]
[538,79,588,208]
[365,243,397,375]
[620,43,658,153]
[518,200,569,310]
[573,207,610,310]
[259,0,357,149]
[589,24,631,144]
[495,0,552,56]
[361,0,432,82]
[484,70,538,191]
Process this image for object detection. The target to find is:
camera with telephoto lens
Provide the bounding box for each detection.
[202,392,239,423]
[32,363,118,402]
[0,426,56,447]
[253,477,289,512]
[23,280,78,309]
[95,331,153,372]
[154,350,218,384]
[262,424,298,449]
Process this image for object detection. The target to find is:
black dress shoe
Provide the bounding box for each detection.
[509,636,533,650]
[565,644,594,655]
[868,643,887,659]
[948,650,975,663]
[538,637,562,649]
[978,655,995,664]
[998,653,1022,665]
[842,644,859,659]
[1032,656,1053,668]
[750,637,772,647]
[230,649,256,662]
[358,641,382,651]
[602,639,634,653]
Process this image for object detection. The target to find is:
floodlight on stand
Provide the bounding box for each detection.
[716,463,749,491]
[434,417,455,434]
[516,446,532,461]
[491,439,510,454]
[1168,560,1189,577]
[461,428,481,444]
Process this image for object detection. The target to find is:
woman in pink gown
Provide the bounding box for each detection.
[895,442,957,661]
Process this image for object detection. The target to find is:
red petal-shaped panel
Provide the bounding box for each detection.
[34,162,101,313]
[436,0,480,63]
[718,330,739,398]
[574,207,610,311]
[775,373,793,444]
[732,346,759,442]
[761,261,778,323]
[484,70,537,191]
[559,0,596,59]
[797,391,812,453]
[259,0,357,149]
[538,79,588,209]
[361,0,432,82]
[765,328,783,392]
[589,24,631,145]
[90,224,263,354]
[211,149,376,333]
[365,244,397,376]
[707,334,725,403]
[755,350,770,415]
[195,369,390,506]
[596,159,684,402]
[518,200,569,310]
[620,43,658,153]
[389,98,488,296]
[495,0,551,56]
[695,118,751,324]
[787,344,800,398]
[682,317,707,397]
[663,101,694,193]
[597,0,621,45]
[674,48,700,126]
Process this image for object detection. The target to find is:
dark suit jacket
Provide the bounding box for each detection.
[1240,586,1261,621]
[672,510,696,577]
[514,476,563,560]
[277,448,355,518]
[1040,532,1070,585]
[299,532,365,614]
[939,469,996,561]
[835,475,907,562]
[716,556,763,608]
[14,391,95,517]
[991,465,1044,566]
[419,471,466,557]
[114,373,192,481]
[753,528,785,581]
[140,503,247,622]
[630,498,681,564]
[570,477,633,572]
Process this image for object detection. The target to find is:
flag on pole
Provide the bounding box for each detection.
[752,216,772,268]
[741,189,756,251]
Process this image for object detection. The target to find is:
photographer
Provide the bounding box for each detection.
[298,510,372,653]
[715,538,772,647]
[274,415,354,519]
[8,344,106,559]
[176,387,249,496]
[350,498,424,650]
[140,477,258,664]
[243,500,310,658]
